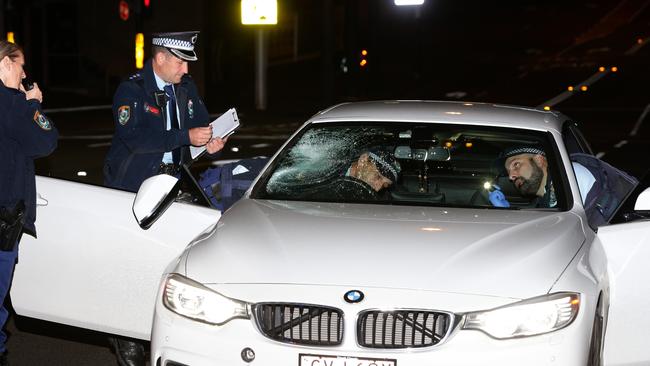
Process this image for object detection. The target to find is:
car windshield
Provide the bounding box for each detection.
[252,122,567,210]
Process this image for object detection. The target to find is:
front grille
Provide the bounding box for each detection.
[358,310,452,348]
[254,303,343,346]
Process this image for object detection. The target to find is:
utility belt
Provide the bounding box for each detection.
[0,201,25,252]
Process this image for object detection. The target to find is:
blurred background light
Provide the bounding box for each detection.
[241,0,278,25]
[394,0,425,5]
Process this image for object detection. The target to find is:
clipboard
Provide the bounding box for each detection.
[210,108,240,139]
[190,108,240,160]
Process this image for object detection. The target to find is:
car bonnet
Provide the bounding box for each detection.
[184,199,585,299]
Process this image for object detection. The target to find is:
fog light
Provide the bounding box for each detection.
[241,347,255,362]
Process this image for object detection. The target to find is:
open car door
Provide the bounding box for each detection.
[10,176,221,340]
[596,186,650,365]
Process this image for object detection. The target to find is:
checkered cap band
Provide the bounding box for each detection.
[152,37,193,51]
[367,151,400,182]
[504,146,545,158]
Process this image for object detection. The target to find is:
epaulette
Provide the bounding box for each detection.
[128,72,143,81]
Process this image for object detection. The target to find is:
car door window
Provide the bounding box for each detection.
[610,169,650,224]
[562,121,593,156]
[562,120,595,206]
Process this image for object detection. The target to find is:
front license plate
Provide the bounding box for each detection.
[299,353,396,366]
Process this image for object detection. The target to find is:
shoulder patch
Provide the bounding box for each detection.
[33,111,52,131]
[187,99,194,119]
[118,105,131,125]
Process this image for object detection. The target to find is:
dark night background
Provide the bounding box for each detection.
[1,0,647,112]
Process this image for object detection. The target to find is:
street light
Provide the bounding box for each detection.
[242,0,278,111]
[394,0,425,5]
[135,33,144,69]
[360,49,368,68]
[241,0,278,25]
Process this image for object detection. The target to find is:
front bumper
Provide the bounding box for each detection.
[151,284,595,366]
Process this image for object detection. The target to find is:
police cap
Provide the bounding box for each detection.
[367,148,401,183]
[151,31,200,61]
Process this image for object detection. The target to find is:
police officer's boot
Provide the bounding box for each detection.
[109,336,145,366]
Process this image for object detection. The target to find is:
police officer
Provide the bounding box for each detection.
[105,31,226,366]
[0,40,58,365]
[490,146,591,208]
[104,31,226,192]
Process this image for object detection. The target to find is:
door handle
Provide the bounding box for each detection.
[36,194,48,206]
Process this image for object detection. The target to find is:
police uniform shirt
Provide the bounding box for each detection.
[103,59,211,192]
[153,71,179,164]
[572,162,596,204]
[0,81,58,236]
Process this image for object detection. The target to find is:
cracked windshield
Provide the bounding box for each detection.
[254,123,564,209]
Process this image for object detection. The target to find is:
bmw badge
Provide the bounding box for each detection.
[343,290,364,304]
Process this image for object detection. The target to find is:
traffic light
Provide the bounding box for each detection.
[142,0,153,17]
[119,0,130,21]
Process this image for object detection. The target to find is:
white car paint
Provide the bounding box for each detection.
[598,220,650,365]
[186,199,585,299]
[11,176,220,339]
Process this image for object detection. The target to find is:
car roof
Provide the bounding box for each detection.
[309,100,565,132]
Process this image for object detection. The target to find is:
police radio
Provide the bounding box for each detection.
[153,90,168,109]
[22,78,34,91]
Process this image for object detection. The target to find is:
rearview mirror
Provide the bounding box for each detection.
[133,174,181,229]
[427,147,450,161]
[394,146,450,161]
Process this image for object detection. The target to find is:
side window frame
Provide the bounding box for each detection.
[561,120,594,156]
[560,120,593,210]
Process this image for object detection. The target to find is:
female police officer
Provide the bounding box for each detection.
[0,40,58,364]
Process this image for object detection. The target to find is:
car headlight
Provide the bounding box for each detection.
[162,273,250,325]
[462,292,580,339]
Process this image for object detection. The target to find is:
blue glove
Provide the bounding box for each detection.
[488,185,510,208]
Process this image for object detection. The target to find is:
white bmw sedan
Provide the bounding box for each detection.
[9,101,650,366]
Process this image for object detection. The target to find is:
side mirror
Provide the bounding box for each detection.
[132,174,181,229]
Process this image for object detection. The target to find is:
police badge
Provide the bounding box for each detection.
[118,105,131,125]
[188,99,194,119]
[33,111,52,130]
